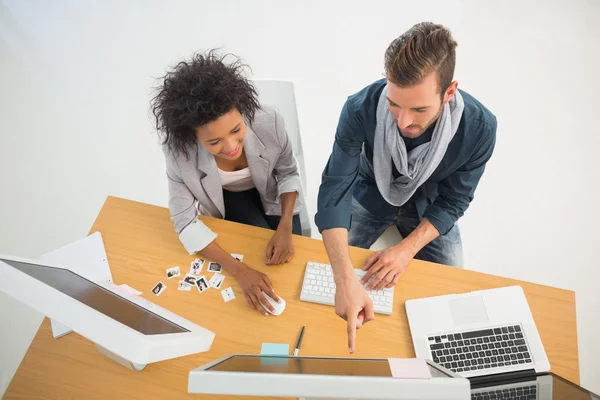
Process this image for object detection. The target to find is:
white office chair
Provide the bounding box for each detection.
[253,79,312,238]
[370,226,403,251]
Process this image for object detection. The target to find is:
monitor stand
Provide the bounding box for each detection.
[96,344,146,371]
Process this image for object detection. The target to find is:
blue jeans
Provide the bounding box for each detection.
[348,198,463,268]
[223,188,302,235]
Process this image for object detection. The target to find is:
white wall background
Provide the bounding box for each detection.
[1,0,599,396]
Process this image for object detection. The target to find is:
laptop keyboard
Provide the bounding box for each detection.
[472,384,537,399]
[428,325,533,374]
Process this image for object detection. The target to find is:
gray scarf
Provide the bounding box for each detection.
[373,86,464,207]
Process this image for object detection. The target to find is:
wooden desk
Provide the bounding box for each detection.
[5,196,579,399]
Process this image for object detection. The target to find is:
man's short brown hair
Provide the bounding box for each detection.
[384,22,457,95]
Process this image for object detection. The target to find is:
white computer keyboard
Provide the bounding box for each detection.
[300,262,394,315]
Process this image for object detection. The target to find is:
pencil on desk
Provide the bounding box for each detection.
[293,325,306,356]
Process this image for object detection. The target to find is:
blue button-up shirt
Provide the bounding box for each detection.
[315,79,497,235]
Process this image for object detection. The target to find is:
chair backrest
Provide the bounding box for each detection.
[252,79,307,190]
[253,79,311,237]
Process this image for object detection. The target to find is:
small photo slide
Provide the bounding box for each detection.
[178,280,193,291]
[209,273,225,289]
[190,258,205,275]
[207,262,222,273]
[231,253,244,262]
[221,287,235,302]
[151,281,166,296]
[183,274,198,286]
[166,266,181,279]
[195,276,209,293]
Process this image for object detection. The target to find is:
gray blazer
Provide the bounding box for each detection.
[163,106,303,254]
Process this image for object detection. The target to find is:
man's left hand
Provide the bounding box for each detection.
[360,244,414,290]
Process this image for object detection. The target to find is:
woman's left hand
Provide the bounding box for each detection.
[266,224,294,265]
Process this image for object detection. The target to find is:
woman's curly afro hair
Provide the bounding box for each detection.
[151,50,260,157]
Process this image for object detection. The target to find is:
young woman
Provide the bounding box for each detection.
[151,50,302,315]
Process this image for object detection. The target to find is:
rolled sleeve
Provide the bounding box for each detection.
[424,202,460,236]
[315,99,364,233]
[424,121,497,235]
[277,174,302,198]
[179,220,218,255]
[163,146,217,253]
[315,205,352,232]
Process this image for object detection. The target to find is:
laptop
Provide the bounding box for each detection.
[470,372,599,400]
[405,286,550,379]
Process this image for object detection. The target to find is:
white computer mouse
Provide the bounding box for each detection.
[261,291,286,316]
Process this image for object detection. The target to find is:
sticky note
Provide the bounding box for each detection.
[116,284,142,296]
[387,358,432,379]
[260,343,289,356]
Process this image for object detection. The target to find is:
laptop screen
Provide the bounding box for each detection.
[471,373,598,399]
[3,259,189,335]
[551,374,598,399]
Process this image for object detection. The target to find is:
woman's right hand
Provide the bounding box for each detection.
[233,265,281,315]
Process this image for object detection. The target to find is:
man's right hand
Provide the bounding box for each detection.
[334,275,375,354]
[233,265,281,316]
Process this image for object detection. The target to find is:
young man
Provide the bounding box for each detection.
[315,22,497,353]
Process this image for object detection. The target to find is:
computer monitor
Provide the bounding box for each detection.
[0,255,215,371]
[188,354,470,399]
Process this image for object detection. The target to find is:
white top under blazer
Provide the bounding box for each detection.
[218,167,255,192]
